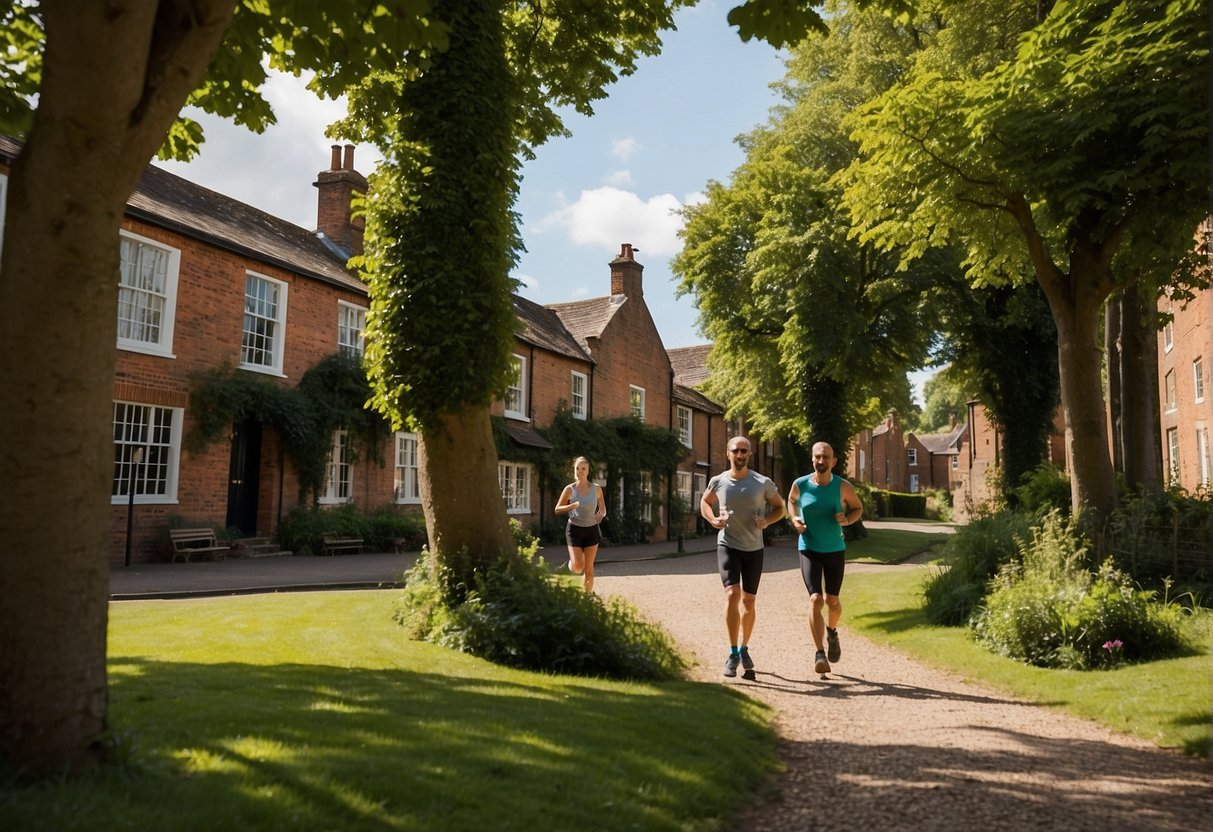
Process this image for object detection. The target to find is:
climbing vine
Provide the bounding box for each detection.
[186,353,389,502]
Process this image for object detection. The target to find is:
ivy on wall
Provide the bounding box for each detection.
[493,409,690,544]
[186,353,389,503]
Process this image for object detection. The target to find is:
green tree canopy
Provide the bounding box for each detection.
[843,0,1209,520]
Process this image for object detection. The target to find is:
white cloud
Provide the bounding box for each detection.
[610,137,640,161]
[604,169,634,186]
[570,287,589,298]
[533,187,688,257]
[514,272,539,291]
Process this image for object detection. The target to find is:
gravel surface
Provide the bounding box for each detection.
[596,547,1212,831]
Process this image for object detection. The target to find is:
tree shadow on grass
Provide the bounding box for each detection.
[1,659,775,832]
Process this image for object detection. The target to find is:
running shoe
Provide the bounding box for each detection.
[739,647,755,679]
[827,628,841,663]
[724,653,740,678]
[814,649,831,674]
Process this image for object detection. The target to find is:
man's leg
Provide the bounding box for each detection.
[809,593,827,652]
[740,592,757,645]
[725,584,743,645]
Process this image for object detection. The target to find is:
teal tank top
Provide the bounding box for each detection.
[794,473,846,553]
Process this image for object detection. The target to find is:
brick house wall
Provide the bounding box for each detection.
[1158,283,1212,488]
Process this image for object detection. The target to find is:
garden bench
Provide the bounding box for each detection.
[169,528,230,563]
[321,534,364,556]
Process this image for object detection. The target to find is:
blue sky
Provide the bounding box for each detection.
[159,2,932,403]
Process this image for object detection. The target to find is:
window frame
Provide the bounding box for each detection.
[504,353,528,420]
[1198,426,1211,486]
[570,370,588,420]
[240,271,289,375]
[394,431,421,504]
[630,385,646,421]
[319,429,353,504]
[498,461,532,514]
[907,447,918,466]
[1163,317,1174,353]
[338,300,367,358]
[1194,356,1205,404]
[1164,369,1177,412]
[1166,427,1180,485]
[677,405,692,447]
[110,401,183,505]
[116,229,180,357]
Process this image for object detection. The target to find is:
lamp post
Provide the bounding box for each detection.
[124,446,144,567]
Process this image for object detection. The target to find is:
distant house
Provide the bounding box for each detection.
[1158,257,1212,488]
[847,415,908,492]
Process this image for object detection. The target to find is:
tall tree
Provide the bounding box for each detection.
[843,0,1209,522]
[673,3,953,467]
[0,0,441,777]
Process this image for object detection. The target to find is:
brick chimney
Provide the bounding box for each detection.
[314,143,367,257]
[610,242,643,298]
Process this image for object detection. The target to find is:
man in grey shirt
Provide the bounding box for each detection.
[700,435,785,679]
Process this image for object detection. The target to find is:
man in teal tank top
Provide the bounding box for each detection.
[787,442,863,675]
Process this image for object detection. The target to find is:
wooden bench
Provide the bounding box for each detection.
[169,528,230,563]
[321,534,364,556]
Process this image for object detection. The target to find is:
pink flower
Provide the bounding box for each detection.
[1102,639,1123,651]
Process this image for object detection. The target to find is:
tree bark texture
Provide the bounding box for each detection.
[418,407,517,575]
[0,1,231,775]
[1113,289,1163,492]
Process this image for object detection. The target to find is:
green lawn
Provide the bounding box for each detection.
[844,566,1212,756]
[2,592,776,831]
[847,527,951,564]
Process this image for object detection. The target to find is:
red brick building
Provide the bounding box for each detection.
[1158,276,1212,489]
[1,139,728,562]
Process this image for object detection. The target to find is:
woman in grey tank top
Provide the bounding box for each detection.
[555,456,607,591]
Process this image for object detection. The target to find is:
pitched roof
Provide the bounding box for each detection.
[130,164,366,293]
[513,295,592,362]
[674,383,723,414]
[667,344,713,388]
[915,422,968,454]
[547,295,626,351]
[0,135,363,294]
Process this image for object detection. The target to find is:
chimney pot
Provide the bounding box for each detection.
[330,144,342,170]
[343,144,355,171]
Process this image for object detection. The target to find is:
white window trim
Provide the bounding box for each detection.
[909,473,920,493]
[1163,318,1174,353]
[1194,357,1205,404]
[571,370,588,420]
[907,448,918,466]
[240,271,289,376]
[1197,426,1211,486]
[677,405,692,447]
[676,470,693,504]
[630,385,646,421]
[504,353,528,420]
[116,229,180,358]
[0,173,8,265]
[394,431,422,504]
[1164,370,1177,413]
[498,461,532,514]
[1167,428,1180,485]
[338,300,368,358]
[110,401,183,505]
[319,429,352,504]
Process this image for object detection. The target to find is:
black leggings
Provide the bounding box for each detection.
[799,548,845,597]
[718,544,764,594]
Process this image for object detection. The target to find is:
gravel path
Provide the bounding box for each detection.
[595,547,1212,831]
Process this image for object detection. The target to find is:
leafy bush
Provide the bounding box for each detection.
[276,503,427,555]
[396,526,686,681]
[971,512,1192,669]
[1108,485,1212,594]
[1011,463,1071,517]
[921,510,1032,625]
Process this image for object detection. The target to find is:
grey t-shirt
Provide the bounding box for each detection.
[705,470,779,552]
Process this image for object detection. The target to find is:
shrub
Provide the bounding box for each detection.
[395,527,686,681]
[971,512,1192,669]
[921,510,1032,625]
[1108,485,1212,595]
[1011,463,1071,517]
[276,503,427,555]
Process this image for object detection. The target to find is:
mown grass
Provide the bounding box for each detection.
[2,592,776,831]
[846,527,951,564]
[844,566,1212,756]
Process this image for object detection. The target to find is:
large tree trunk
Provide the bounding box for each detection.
[0,1,231,776]
[418,407,516,575]
[1114,289,1163,492]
